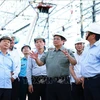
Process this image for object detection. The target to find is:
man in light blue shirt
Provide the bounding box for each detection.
[0,36,15,100]
[27,36,47,100]
[81,23,100,100]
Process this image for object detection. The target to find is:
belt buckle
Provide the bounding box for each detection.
[57,79,65,84]
[86,77,89,80]
[39,79,45,84]
[85,77,91,80]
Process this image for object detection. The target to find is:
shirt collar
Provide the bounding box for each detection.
[88,40,100,47]
[0,50,10,56]
[54,46,66,51]
[34,50,46,55]
[22,57,27,60]
[94,40,100,46]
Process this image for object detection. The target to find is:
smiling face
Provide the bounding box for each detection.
[22,46,31,55]
[0,39,10,50]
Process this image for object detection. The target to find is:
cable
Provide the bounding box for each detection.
[0,0,6,7]
[2,4,30,28]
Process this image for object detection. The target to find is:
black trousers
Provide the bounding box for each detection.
[71,83,84,100]
[19,77,28,100]
[11,78,19,100]
[46,76,71,100]
[0,88,12,100]
[29,76,47,100]
[84,75,100,100]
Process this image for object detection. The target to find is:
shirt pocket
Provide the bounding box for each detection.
[56,56,68,65]
[88,53,97,63]
[47,56,54,59]
[46,56,54,63]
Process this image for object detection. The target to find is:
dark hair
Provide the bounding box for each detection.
[95,34,100,41]
[34,39,46,50]
[0,36,12,42]
[34,39,45,43]
[60,36,66,41]
[21,45,31,52]
[54,35,66,41]
[54,35,66,45]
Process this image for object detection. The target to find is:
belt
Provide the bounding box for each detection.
[32,75,47,84]
[47,75,70,84]
[19,76,27,79]
[84,74,100,80]
[48,75,69,80]
[32,75,47,78]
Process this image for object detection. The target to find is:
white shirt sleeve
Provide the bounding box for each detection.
[9,48,21,79]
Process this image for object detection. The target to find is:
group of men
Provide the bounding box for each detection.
[0,22,100,100]
[69,22,100,100]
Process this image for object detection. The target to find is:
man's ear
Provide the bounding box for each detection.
[63,40,67,42]
[92,34,96,39]
[62,40,66,45]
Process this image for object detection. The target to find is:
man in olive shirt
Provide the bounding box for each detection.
[30,33,76,100]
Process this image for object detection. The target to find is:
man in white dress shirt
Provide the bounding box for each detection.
[9,35,21,100]
[70,37,85,100]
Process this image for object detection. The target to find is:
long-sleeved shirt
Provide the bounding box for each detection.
[27,52,47,85]
[8,47,21,79]
[81,40,100,77]
[0,51,16,88]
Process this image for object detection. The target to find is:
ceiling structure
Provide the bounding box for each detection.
[0,0,100,50]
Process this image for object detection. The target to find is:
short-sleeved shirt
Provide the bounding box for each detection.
[19,57,27,77]
[40,46,75,77]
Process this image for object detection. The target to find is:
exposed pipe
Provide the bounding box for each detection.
[13,23,30,34]
[80,0,84,38]
[26,12,39,44]
[92,0,96,22]
[0,0,6,7]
